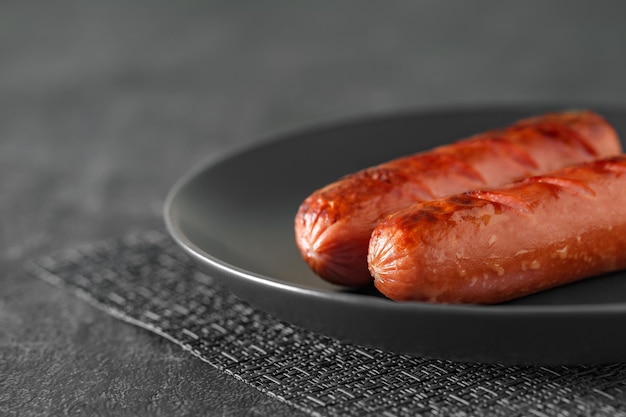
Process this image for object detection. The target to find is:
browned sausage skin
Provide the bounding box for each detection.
[295,111,622,286]
[369,156,626,304]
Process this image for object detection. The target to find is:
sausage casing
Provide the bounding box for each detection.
[368,156,626,304]
[295,111,622,286]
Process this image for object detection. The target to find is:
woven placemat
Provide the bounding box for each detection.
[26,231,626,417]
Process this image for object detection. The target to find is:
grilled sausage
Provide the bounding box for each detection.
[368,156,626,304]
[295,110,622,286]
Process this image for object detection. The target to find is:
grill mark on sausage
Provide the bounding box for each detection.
[486,137,540,170]
[533,120,599,157]
[362,167,435,200]
[470,190,534,214]
[525,176,596,197]
[449,156,489,185]
[594,157,626,175]
[394,151,488,193]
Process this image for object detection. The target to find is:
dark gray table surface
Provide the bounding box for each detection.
[3,1,626,416]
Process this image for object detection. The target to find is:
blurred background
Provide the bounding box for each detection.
[3,0,626,245]
[3,1,626,415]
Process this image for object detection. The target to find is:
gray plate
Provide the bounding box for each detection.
[165,106,626,365]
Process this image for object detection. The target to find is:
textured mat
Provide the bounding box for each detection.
[26,231,626,417]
